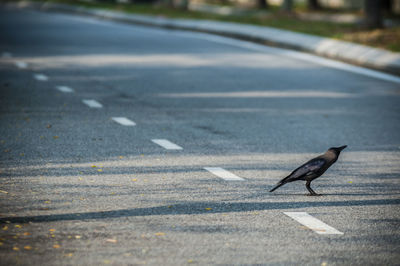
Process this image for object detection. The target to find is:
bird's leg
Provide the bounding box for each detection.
[306,181,321,196]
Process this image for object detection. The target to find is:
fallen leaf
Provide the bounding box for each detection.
[24,245,32,250]
[106,239,117,243]
[53,244,60,249]
[131,179,137,182]
[155,232,165,236]
[0,242,3,246]
[0,190,8,194]
[91,165,96,168]
[103,260,111,264]
[119,156,124,159]
[65,253,73,257]
[15,225,22,228]
[188,259,194,263]
[13,246,19,251]
[205,208,212,211]
[23,232,31,236]
[49,229,56,232]
[4,149,11,153]
[20,153,24,156]
[53,136,59,139]
[78,177,83,181]
[75,235,81,239]
[97,169,103,172]
[44,201,51,204]
[2,226,8,230]
[348,181,353,184]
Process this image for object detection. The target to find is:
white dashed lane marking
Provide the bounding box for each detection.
[82,99,103,108]
[284,212,343,235]
[15,61,28,69]
[56,86,74,93]
[204,167,245,181]
[33,73,48,81]
[151,139,183,150]
[112,117,136,126]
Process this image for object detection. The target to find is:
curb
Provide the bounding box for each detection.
[4,1,400,76]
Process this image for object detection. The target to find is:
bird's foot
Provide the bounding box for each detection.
[307,193,323,196]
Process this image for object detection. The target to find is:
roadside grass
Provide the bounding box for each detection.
[7,0,400,52]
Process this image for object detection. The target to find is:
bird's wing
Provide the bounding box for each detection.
[285,158,326,181]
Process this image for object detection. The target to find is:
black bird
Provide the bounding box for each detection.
[270,145,347,196]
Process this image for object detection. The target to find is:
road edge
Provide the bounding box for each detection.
[3,1,400,76]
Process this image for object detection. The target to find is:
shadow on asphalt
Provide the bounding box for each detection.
[1,198,399,224]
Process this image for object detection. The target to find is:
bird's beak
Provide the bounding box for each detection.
[339,145,347,151]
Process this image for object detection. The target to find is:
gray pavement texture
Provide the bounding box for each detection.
[3,0,400,76]
[0,6,400,266]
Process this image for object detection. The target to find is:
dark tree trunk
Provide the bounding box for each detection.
[382,0,392,13]
[308,0,321,10]
[364,0,383,29]
[257,0,268,9]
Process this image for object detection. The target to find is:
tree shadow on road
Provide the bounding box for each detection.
[1,198,398,224]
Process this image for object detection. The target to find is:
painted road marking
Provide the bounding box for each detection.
[82,99,103,108]
[33,74,48,81]
[284,212,343,235]
[112,117,136,126]
[15,61,27,69]
[151,139,183,150]
[204,167,245,181]
[2,52,12,58]
[56,86,74,93]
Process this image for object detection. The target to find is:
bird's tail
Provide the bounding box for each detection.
[269,182,285,192]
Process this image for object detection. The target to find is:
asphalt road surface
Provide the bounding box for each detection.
[0,6,399,266]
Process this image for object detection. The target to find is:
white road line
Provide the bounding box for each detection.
[33,73,48,81]
[15,61,28,69]
[2,52,12,58]
[284,212,343,235]
[151,139,183,150]
[112,117,136,126]
[82,99,103,108]
[56,86,74,93]
[204,167,245,181]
